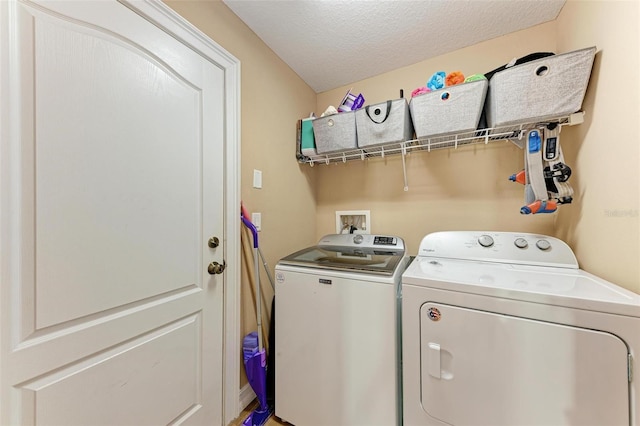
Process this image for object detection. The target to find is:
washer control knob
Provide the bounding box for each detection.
[478,235,494,248]
[514,238,528,249]
[353,234,364,244]
[536,239,551,251]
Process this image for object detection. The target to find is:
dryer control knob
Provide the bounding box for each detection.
[536,239,551,251]
[353,234,364,244]
[478,235,494,248]
[514,238,528,249]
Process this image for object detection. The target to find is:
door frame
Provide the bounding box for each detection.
[112,1,242,424]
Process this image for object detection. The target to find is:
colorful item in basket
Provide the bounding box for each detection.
[321,105,339,117]
[464,74,487,83]
[427,71,446,91]
[338,88,365,112]
[445,71,465,86]
[300,116,317,157]
[411,86,430,97]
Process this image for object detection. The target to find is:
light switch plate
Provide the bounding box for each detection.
[253,169,262,189]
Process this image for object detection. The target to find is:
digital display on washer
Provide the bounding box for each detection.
[374,236,397,246]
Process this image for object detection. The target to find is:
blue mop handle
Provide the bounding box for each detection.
[241,215,258,248]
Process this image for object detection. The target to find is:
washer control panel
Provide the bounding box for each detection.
[419,231,578,268]
[373,236,398,246]
[318,234,404,252]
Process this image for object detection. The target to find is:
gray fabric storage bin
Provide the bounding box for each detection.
[409,79,488,139]
[485,46,596,127]
[355,99,413,149]
[312,111,357,154]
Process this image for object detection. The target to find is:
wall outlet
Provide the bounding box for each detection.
[252,212,261,231]
[335,210,370,234]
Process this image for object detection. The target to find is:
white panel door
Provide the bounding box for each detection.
[420,302,630,426]
[0,1,231,424]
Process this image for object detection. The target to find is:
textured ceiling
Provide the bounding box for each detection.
[223,0,566,93]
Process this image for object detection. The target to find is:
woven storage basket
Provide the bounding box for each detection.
[355,99,413,149]
[312,111,357,154]
[485,46,596,127]
[409,79,488,139]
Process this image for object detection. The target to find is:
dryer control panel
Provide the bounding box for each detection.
[417,231,578,268]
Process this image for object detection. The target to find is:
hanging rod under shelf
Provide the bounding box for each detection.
[299,112,585,166]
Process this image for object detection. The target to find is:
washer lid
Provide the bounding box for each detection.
[279,244,404,276]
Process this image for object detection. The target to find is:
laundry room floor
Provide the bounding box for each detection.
[230,401,290,426]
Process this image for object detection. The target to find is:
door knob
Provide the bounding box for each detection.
[208,260,226,275]
[208,237,220,248]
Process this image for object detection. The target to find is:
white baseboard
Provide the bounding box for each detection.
[239,383,257,411]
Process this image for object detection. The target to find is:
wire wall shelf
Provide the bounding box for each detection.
[299,112,584,167]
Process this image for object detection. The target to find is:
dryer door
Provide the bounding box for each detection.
[420,303,630,426]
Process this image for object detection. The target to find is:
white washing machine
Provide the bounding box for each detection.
[402,231,640,426]
[275,234,409,426]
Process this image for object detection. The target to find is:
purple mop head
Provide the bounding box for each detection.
[242,332,272,426]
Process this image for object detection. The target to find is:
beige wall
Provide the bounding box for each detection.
[163,0,318,386]
[316,22,559,256]
[554,0,640,293]
[315,3,640,293]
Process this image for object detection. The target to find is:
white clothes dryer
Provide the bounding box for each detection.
[402,231,640,426]
[275,234,409,426]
